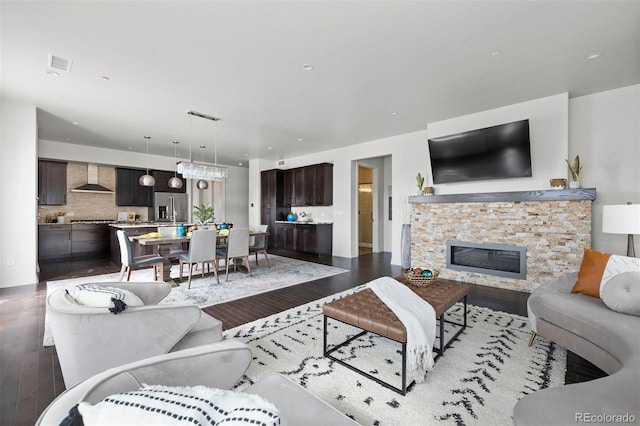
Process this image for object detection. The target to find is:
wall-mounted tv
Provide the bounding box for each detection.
[428,119,532,185]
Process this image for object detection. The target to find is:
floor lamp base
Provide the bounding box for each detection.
[628,234,636,257]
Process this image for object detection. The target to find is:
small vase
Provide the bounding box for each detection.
[568,180,580,189]
[401,224,411,270]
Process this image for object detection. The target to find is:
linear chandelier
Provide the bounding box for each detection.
[176,110,228,181]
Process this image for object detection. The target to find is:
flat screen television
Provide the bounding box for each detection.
[428,119,532,184]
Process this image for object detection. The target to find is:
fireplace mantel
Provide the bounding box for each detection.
[409,188,596,204]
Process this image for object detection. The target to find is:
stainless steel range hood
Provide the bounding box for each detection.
[71,164,114,193]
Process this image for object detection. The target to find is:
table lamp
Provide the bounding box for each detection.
[602,202,640,257]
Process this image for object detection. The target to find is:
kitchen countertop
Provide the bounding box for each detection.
[275,220,333,225]
[109,222,195,228]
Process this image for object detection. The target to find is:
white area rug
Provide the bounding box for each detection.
[226,285,567,426]
[43,255,347,347]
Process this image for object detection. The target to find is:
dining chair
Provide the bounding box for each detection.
[116,230,164,281]
[178,229,219,288]
[216,227,251,282]
[249,224,270,268]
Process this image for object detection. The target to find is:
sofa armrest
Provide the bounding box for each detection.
[36,340,252,426]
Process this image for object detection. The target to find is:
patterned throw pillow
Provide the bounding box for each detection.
[571,249,640,299]
[75,384,281,426]
[66,284,144,314]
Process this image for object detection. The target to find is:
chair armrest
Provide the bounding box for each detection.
[36,340,252,426]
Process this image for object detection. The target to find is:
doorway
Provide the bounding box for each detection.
[358,166,374,255]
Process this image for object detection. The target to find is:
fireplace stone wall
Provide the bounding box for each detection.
[409,189,596,292]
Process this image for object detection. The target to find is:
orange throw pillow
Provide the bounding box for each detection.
[571,249,612,298]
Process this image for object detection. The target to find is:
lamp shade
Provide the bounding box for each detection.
[602,204,640,234]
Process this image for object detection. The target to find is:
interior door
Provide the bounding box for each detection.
[358,166,374,255]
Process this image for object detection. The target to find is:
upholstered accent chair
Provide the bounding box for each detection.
[116,229,164,281]
[249,224,270,268]
[47,281,222,388]
[178,228,219,288]
[216,227,252,281]
[36,340,357,426]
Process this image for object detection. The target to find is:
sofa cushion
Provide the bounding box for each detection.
[534,288,640,363]
[67,284,144,314]
[601,271,640,316]
[76,384,281,426]
[571,249,640,298]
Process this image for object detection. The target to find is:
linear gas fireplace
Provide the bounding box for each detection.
[446,241,527,280]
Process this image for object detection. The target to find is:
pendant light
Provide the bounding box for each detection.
[139,135,155,186]
[196,145,209,190]
[168,140,183,189]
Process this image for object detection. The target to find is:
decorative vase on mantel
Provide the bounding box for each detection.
[401,224,411,270]
[568,180,581,189]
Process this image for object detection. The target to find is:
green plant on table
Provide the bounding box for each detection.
[565,155,582,181]
[193,203,215,224]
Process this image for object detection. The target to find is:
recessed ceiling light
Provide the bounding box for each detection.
[46,70,60,76]
[238,162,243,166]
[585,52,603,60]
[100,76,110,81]
[244,153,249,157]
[297,138,303,142]
[268,146,272,150]
[490,50,502,56]
[72,121,80,126]
[390,111,397,116]
[302,64,313,71]
[128,146,133,150]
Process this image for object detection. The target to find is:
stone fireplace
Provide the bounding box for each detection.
[409,188,596,292]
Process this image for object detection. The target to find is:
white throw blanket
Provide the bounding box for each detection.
[368,276,436,383]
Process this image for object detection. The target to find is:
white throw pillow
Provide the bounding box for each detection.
[66,284,144,314]
[600,271,640,316]
[77,384,281,425]
[599,254,640,297]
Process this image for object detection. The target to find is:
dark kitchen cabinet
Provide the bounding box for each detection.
[71,224,110,257]
[116,168,153,207]
[260,169,287,247]
[274,223,332,255]
[151,170,186,193]
[38,160,67,205]
[38,225,72,260]
[289,163,333,207]
[282,170,292,206]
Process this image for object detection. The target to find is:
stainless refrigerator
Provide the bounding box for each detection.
[154,192,189,223]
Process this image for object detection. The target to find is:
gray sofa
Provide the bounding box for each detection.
[36,340,357,426]
[513,272,640,425]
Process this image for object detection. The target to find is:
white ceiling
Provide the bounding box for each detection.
[1,1,638,167]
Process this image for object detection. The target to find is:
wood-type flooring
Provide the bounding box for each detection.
[0,251,605,425]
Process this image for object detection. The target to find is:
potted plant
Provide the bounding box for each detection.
[565,155,582,189]
[192,203,214,225]
[416,172,425,195]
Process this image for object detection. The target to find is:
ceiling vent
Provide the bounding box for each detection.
[277,160,286,167]
[48,54,73,72]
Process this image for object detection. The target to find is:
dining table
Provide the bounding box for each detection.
[131,230,268,284]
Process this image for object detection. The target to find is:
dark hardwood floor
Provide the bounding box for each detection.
[0,251,605,426]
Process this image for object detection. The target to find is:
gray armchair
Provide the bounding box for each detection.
[47,281,222,388]
[36,340,357,426]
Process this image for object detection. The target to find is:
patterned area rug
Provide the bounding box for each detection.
[43,255,347,347]
[226,285,566,426]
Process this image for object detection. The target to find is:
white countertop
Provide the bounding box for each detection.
[109,222,195,228]
[275,220,333,225]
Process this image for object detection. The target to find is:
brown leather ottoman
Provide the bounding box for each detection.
[323,278,469,395]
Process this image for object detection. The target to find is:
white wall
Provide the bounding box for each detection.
[570,84,640,255]
[1,98,39,288]
[426,93,569,194]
